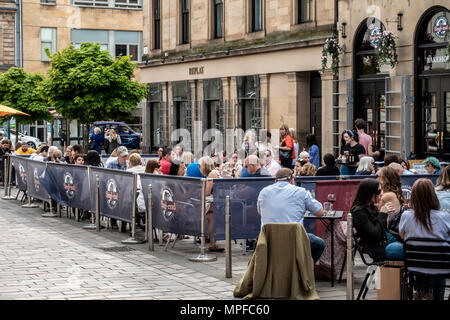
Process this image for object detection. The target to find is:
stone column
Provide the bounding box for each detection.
[259,74,269,130]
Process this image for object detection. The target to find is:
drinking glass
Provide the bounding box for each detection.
[327,193,336,210]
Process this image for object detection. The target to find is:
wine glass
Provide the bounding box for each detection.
[327,193,336,211]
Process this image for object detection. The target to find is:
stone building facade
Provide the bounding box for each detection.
[19,0,144,148]
[0,0,16,72]
[333,0,450,161]
[140,0,336,154]
[140,0,450,163]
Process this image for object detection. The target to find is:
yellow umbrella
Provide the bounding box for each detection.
[0,104,31,117]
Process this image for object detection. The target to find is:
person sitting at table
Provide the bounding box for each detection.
[350,178,403,262]
[299,162,316,176]
[339,130,365,175]
[434,165,450,212]
[257,168,326,262]
[316,153,340,176]
[399,178,450,300]
[422,157,441,175]
[356,156,375,175]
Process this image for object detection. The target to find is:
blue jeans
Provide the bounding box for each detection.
[385,232,403,260]
[307,233,326,263]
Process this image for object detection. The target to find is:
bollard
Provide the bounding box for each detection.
[2,155,15,200]
[189,178,217,262]
[225,195,232,278]
[346,213,354,300]
[95,175,100,232]
[122,173,145,244]
[148,184,154,251]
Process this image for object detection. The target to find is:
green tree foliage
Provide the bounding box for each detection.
[0,67,51,124]
[40,42,148,126]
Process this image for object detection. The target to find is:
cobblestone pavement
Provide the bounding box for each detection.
[0,189,379,300]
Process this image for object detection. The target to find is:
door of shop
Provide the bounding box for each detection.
[356,80,385,160]
[422,76,450,161]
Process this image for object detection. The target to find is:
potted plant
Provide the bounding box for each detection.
[321,37,343,77]
[374,30,398,68]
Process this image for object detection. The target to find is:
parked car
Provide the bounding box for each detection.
[89,121,141,150]
[8,129,43,149]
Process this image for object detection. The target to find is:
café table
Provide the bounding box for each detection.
[304,210,344,287]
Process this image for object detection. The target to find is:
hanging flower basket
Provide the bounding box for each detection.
[321,37,343,77]
[374,30,398,68]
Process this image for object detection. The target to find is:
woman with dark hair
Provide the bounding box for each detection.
[350,178,403,262]
[399,178,450,300]
[85,150,102,167]
[316,153,340,176]
[278,124,295,169]
[339,129,365,175]
[305,133,320,169]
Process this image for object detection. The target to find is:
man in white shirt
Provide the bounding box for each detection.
[264,149,281,177]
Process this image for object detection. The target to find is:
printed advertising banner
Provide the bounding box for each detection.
[41,163,92,211]
[11,156,29,191]
[27,160,49,201]
[90,167,134,223]
[140,174,203,237]
[213,177,275,241]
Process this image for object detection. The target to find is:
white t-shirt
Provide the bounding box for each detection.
[399,209,450,274]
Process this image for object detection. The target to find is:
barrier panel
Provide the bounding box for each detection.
[40,162,92,211]
[212,177,275,241]
[90,167,134,223]
[140,174,203,237]
[11,156,29,192]
[26,159,49,202]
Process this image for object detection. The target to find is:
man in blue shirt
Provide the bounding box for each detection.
[186,160,205,178]
[106,146,128,171]
[257,167,326,262]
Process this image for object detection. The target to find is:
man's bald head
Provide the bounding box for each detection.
[388,162,403,175]
[245,155,261,174]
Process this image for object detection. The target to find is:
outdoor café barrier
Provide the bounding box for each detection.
[11,155,39,208]
[212,177,275,243]
[139,174,217,262]
[89,167,144,244]
[21,158,56,217]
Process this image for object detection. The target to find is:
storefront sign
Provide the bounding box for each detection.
[433,16,449,38]
[189,66,204,75]
[369,27,382,47]
[426,55,450,64]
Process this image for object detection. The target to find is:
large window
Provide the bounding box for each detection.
[237,75,260,131]
[213,0,223,39]
[153,0,161,49]
[181,0,190,44]
[71,29,142,62]
[41,28,57,62]
[251,0,263,32]
[114,31,141,61]
[73,0,142,9]
[298,0,311,23]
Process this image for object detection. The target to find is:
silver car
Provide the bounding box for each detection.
[8,129,43,149]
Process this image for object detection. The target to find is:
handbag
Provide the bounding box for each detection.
[279,140,291,160]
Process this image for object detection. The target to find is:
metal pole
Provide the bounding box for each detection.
[2,155,15,200]
[83,169,96,229]
[122,173,145,244]
[225,195,232,278]
[95,175,100,232]
[148,184,153,251]
[346,213,354,300]
[189,178,217,262]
